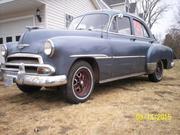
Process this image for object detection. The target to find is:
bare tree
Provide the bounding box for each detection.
[137,0,169,29]
[164,27,180,59]
[176,2,180,28]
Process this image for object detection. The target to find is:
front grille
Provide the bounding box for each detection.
[5,65,38,74]
[4,53,43,74]
[7,57,39,64]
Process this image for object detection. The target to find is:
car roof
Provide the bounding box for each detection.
[80,9,144,22]
[78,9,152,38]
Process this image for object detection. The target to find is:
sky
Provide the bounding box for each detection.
[151,0,179,40]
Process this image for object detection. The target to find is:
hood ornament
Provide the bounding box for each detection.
[17,44,30,49]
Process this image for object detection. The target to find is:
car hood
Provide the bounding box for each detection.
[8,29,102,55]
[20,29,102,44]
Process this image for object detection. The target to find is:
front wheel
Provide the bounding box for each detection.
[64,61,95,104]
[148,60,164,82]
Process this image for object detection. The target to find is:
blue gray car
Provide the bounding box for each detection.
[1,10,174,103]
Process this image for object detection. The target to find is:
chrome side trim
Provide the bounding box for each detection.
[7,53,43,64]
[147,62,156,74]
[99,72,146,84]
[70,54,108,57]
[95,56,112,59]
[112,56,146,59]
[70,54,146,60]
[70,54,112,59]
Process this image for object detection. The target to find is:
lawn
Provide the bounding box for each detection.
[0,60,179,135]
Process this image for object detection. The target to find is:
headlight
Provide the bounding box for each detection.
[1,44,7,57]
[44,40,55,57]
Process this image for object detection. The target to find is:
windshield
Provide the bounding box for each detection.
[68,14,109,31]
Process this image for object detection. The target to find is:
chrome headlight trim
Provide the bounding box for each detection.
[44,39,55,57]
[1,44,7,57]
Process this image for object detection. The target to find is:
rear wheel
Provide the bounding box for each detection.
[64,61,95,104]
[16,84,41,93]
[148,60,164,82]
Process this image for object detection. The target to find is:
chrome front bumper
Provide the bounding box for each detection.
[1,63,67,87]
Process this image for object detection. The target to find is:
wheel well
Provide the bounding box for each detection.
[162,59,168,69]
[72,58,100,83]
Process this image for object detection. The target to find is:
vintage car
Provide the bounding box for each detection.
[1,10,174,103]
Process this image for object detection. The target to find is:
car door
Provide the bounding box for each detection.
[131,18,155,73]
[108,14,151,78]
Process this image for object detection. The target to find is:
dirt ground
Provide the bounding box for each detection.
[0,60,179,135]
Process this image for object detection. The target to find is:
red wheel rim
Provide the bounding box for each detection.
[72,67,92,98]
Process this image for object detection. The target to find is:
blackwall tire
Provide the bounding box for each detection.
[148,60,164,82]
[64,61,95,104]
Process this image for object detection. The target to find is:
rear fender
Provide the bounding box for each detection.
[146,44,173,73]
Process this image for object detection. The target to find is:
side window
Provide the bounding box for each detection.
[110,16,131,35]
[110,17,118,33]
[142,25,149,38]
[117,17,131,35]
[133,20,149,38]
[68,16,83,30]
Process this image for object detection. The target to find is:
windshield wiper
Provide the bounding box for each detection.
[76,28,94,31]
[76,28,85,30]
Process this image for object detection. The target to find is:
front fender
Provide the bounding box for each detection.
[49,36,112,79]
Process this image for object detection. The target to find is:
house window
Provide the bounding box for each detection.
[66,14,74,28]
[0,38,3,44]
[6,36,12,43]
[16,35,21,41]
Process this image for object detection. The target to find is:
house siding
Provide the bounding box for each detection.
[111,4,126,11]
[0,5,46,28]
[40,0,97,29]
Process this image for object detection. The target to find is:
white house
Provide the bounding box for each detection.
[0,0,111,45]
[0,0,111,64]
[103,0,138,14]
[0,0,140,46]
